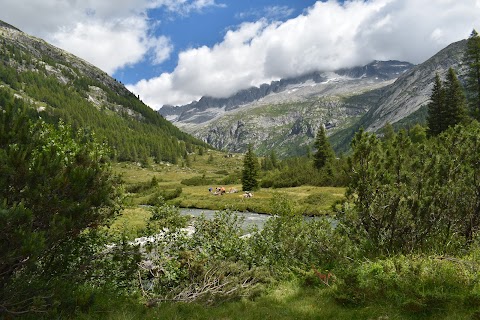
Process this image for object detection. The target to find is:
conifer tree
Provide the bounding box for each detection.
[443,67,467,128]
[269,149,278,168]
[313,125,335,170]
[380,122,396,142]
[427,73,445,136]
[465,29,480,119]
[242,145,259,191]
[427,69,467,136]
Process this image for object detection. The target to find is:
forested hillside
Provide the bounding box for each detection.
[0,21,208,164]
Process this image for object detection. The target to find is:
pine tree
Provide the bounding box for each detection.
[380,122,396,142]
[443,67,467,128]
[242,145,259,191]
[269,149,278,168]
[465,29,480,119]
[427,73,445,136]
[313,125,335,170]
[427,69,467,136]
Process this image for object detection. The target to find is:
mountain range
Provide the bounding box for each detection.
[160,40,467,156]
[0,18,468,159]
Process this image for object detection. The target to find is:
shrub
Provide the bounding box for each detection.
[0,99,122,315]
[218,172,241,185]
[146,187,183,205]
[338,124,480,255]
[136,210,272,305]
[145,203,190,234]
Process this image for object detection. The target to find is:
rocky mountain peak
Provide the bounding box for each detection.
[160,60,413,125]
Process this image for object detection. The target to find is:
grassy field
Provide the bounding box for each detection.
[73,280,474,320]
[111,150,345,235]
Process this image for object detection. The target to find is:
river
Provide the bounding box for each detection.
[178,208,336,230]
[179,208,271,230]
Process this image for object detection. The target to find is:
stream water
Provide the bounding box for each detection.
[179,208,271,230]
[178,208,337,230]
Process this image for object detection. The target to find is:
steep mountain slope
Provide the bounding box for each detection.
[0,20,207,163]
[160,61,413,156]
[329,39,467,153]
[362,40,467,132]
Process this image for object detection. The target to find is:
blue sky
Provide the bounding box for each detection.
[1,0,479,108]
[117,1,319,83]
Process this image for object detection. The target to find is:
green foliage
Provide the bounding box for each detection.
[407,123,427,144]
[269,192,295,217]
[313,126,335,170]
[427,69,468,136]
[249,217,350,271]
[218,171,241,185]
[242,145,259,191]
[126,177,162,194]
[304,192,338,207]
[0,42,209,165]
[465,29,480,119]
[260,155,349,188]
[261,150,280,171]
[137,209,270,305]
[334,254,480,314]
[0,94,125,315]
[444,67,468,125]
[427,73,446,136]
[145,204,189,235]
[338,123,480,255]
[146,187,183,206]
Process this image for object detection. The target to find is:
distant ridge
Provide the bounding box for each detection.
[160,60,413,124]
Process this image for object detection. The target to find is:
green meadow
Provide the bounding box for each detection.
[111,150,345,235]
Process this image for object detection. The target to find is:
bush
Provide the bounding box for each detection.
[146,187,183,205]
[136,210,271,305]
[145,203,190,234]
[218,172,241,185]
[245,194,353,270]
[338,124,480,255]
[304,193,336,206]
[0,99,122,315]
[126,176,163,194]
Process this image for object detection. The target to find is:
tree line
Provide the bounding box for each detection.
[0,40,209,165]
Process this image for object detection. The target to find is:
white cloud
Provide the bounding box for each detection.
[148,36,174,65]
[51,18,151,74]
[129,0,480,109]
[0,0,221,74]
[127,73,200,107]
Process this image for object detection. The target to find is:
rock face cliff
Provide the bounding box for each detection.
[159,61,413,156]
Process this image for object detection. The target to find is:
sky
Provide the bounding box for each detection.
[1,0,480,109]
